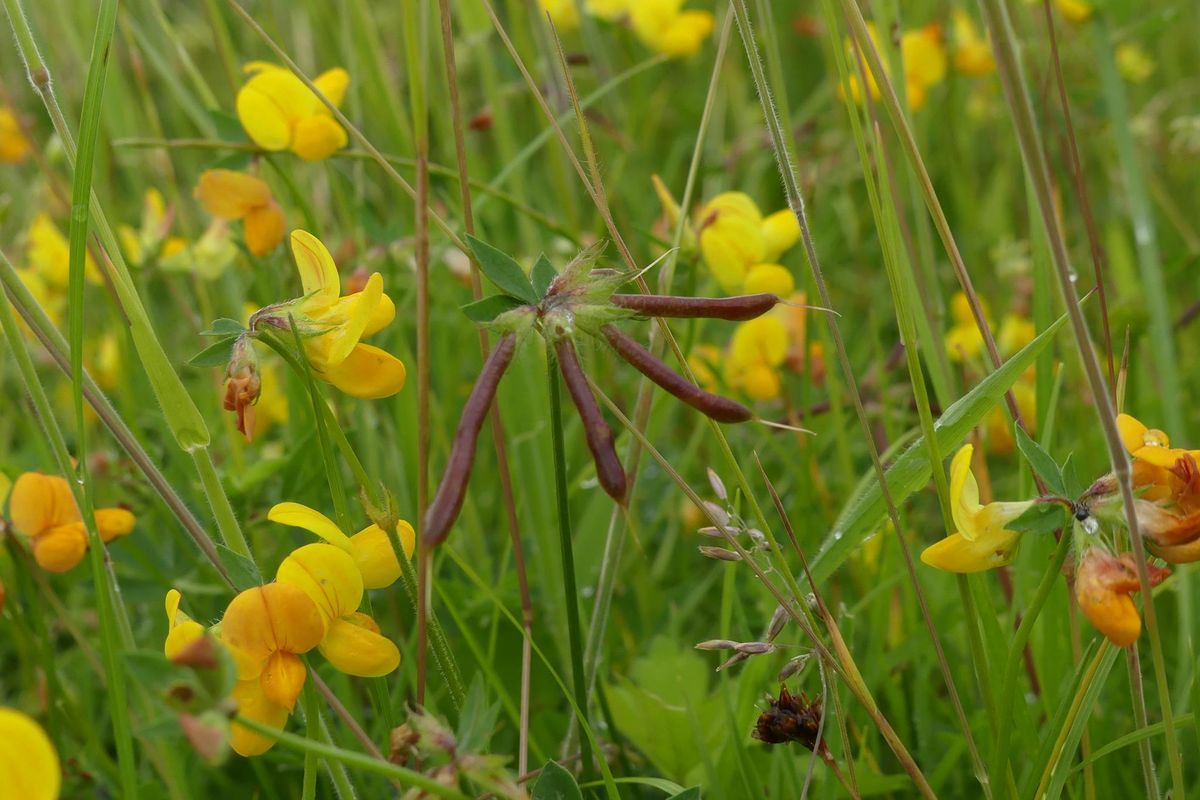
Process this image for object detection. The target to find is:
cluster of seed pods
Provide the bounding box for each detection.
[422,289,781,547]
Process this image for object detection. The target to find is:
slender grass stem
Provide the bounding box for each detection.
[302,680,320,800]
[546,351,594,780]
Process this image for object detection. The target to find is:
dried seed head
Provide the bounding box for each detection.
[707,468,728,501]
[702,501,730,526]
[753,686,826,752]
[777,654,812,682]
[717,652,749,671]
[699,546,743,562]
[695,639,739,651]
[734,641,776,655]
[766,604,789,640]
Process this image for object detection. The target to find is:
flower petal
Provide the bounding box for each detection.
[236,70,308,151]
[743,264,794,296]
[268,502,351,549]
[33,523,88,572]
[949,444,983,540]
[318,613,401,677]
[1116,413,1149,455]
[0,708,61,800]
[10,472,76,538]
[229,678,289,757]
[290,230,341,299]
[95,507,135,543]
[195,170,272,220]
[260,650,307,711]
[276,543,363,625]
[313,68,350,109]
[919,528,1019,573]
[320,342,407,399]
[243,202,285,257]
[221,583,326,664]
[291,114,347,161]
[324,272,383,367]
[349,522,414,590]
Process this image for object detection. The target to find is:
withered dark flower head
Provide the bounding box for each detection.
[753,686,827,754]
[423,238,780,547]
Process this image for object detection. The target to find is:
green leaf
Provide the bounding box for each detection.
[1061,453,1086,499]
[187,336,239,368]
[668,789,701,800]
[532,253,557,297]
[1015,424,1066,496]
[217,544,262,590]
[811,310,1069,583]
[467,235,538,303]
[201,318,247,337]
[532,760,583,800]
[1008,502,1068,536]
[208,110,248,143]
[461,294,526,323]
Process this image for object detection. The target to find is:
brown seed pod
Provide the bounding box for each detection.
[601,325,752,424]
[423,334,517,547]
[753,686,826,752]
[555,338,627,504]
[610,292,779,321]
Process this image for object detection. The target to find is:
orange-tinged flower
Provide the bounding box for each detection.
[252,230,406,399]
[8,471,135,572]
[0,707,60,800]
[268,501,413,589]
[0,107,31,164]
[194,170,285,257]
[1075,549,1168,646]
[236,63,349,161]
[921,445,1032,572]
[276,544,401,678]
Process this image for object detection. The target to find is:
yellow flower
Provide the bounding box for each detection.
[254,230,406,399]
[118,189,186,266]
[267,501,414,590]
[843,22,947,111]
[687,344,722,394]
[194,170,286,257]
[629,0,713,57]
[0,707,60,800]
[164,589,206,661]
[8,471,135,572]
[1116,43,1155,84]
[1117,413,1198,470]
[219,582,326,756]
[997,313,1035,355]
[920,444,1031,572]
[236,63,349,161]
[0,107,31,164]
[1055,0,1092,24]
[698,193,798,293]
[944,291,990,362]
[725,316,788,401]
[951,9,995,76]
[539,0,580,30]
[160,221,239,280]
[277,544,402,677]
[1075,549,1168,646]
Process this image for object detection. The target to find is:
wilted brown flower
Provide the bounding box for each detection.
[753,686,827,754]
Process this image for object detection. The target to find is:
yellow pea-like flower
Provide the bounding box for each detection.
[236,63,349,161]
[0,107,31,164]
[743,264,795,297]
[697,194,800,294]
[538,0,580,30]
[0,708,60,800]
[254,230,407,399]
[194,169,286,257]
[1055,0,1093,24]
[920,444,1032,573]
[8,472,135,573]
[277,544,401,678]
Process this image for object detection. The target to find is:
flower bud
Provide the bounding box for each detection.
[223,335,262,441]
